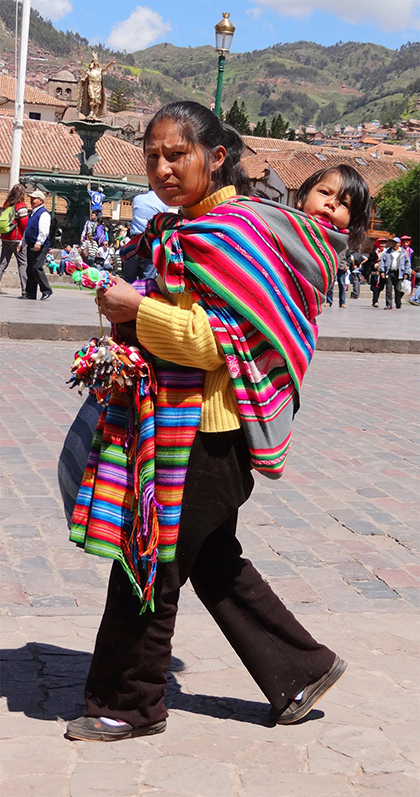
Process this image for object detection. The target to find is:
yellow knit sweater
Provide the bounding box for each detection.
[135,186,240,433]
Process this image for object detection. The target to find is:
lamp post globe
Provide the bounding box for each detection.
[214,12,235,119]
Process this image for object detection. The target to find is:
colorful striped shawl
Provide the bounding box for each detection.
[133,196,348,477]
[70,280,204,610]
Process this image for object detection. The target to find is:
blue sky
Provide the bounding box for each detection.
[32,0,419,52]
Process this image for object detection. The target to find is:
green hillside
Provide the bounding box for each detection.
[0,0,418,129]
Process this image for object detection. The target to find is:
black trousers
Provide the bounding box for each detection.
[26,244,51,298]
[385,271,402,308]
[84,431,335,728]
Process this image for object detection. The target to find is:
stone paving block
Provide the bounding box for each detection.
[253,559,295,577]
[0,582,29,604]
[350,773,419,797]
[70,762,140,796]
[1,737,77,776]
[352,580,399,600]
[161,732,252,763]
[240,770,352,796]
[394,587,420,606]
[269,576,320,604]
[59,569,105,588]
[334,562,376,582]
[142,754,239,796]
[0,774,69,797]
[280,551,324,568]
[373,568,420,589]
[321,724,414,775]
[307,742,360,775]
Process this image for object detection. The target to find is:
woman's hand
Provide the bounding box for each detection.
[97,276,142,323]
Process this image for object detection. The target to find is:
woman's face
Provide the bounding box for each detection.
[145,119,225,208]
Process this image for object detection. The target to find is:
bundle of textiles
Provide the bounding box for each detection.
[68,337,148,404]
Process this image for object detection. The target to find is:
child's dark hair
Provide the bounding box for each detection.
[143,101,251,196]
[294,165,371,249]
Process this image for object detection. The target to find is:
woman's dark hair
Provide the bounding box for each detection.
[294,164,371,249]
[143,101,251,196]
[4,183,26,209]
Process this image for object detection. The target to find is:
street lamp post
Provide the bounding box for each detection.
[214,12,235,119]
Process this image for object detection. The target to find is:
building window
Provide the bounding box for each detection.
[395,162,407,171]
[29,112,41,120]
[355,157,366,165]
[56,87,62,97]
[65,88,71,98]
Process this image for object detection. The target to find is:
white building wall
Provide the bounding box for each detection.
[1,100,60,123]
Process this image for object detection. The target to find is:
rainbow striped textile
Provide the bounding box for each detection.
[70,281,204,611]
[135,196,348,478]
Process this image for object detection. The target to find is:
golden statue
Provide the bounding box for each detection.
[78,52,115,120]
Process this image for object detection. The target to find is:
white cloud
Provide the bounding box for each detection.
[246,7,263,19]
[253,0,420,31]
[106,6,171,53]
[31,0,72,22]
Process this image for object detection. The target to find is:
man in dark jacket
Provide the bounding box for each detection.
[19,190,52,300]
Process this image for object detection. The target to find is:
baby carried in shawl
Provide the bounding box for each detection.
[67,196,348,610]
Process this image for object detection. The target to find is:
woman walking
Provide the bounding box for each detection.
[0,184,28,297]
[64,102,370,742]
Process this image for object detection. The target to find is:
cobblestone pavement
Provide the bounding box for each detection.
[0,342,419,797]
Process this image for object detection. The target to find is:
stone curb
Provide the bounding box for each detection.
[0,322,111,342]
[0,322,419,353]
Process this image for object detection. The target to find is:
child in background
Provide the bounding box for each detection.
[45,249,59,275]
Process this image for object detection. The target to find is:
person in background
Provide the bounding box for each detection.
[45,248,59,275]
[93,216,106,246]
[60,244,73,275]
[96,239,113,271]
[325,248,348,308]
[368,241,387,307]
[400,236,416,294]
[0,183,28,297]
[380,237,411,310]
[83,233,99,266]
[87,182,106,219]
[81,211,98,243]
[19,189,52,301]
[122,189,169,282]
[364,238,386,284]
[348,251,367,299]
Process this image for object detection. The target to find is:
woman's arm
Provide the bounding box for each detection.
[98,277,223,371]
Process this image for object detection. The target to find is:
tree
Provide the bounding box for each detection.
[108,87,130,113]
[375,164,420,257]
[317,101,339,126]
[269,113,289,139]
[226,100,251,134]
[254,119,267,137]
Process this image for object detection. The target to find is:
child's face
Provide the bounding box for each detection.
[300,172,351,230]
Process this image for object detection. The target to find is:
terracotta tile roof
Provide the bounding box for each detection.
[242,135,312,155]
[267,150,414,195]
[0,75,67,107]
[243,153,270,180]
[362,143,420,162]
[0,115,146,178]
